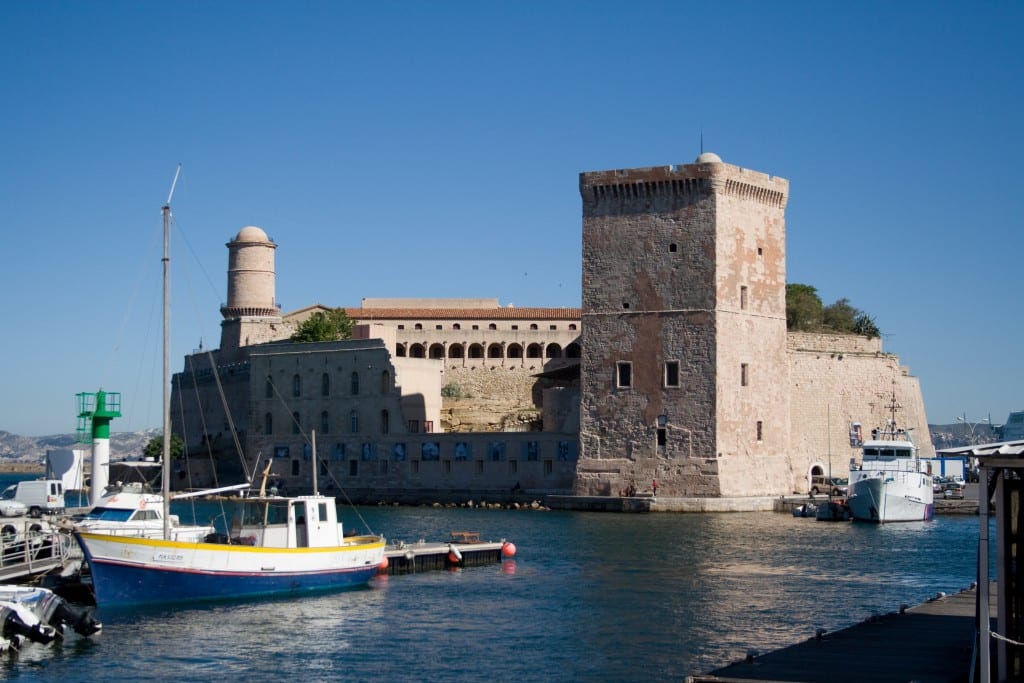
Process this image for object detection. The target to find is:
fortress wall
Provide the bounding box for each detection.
[787,335,932,494]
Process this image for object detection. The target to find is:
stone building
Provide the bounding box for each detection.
[574,153,932,499]
[171,153,932,505]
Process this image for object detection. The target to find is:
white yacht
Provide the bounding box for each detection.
[846,398,934,523]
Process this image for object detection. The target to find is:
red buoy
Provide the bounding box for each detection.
[448,551,461,564]
[502,542,517,558]
[378,556,389,571]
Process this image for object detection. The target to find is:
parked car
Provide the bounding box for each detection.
[810,475,848,497]
[0,499,28,517]
[943,482,965,499]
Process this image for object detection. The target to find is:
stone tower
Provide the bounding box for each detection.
[576,153,790,497]
[218,225,284,360]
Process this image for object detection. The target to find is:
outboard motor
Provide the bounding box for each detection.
[0,602,58,646]
[0,585,102,638]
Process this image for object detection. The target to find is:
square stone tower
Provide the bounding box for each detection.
[577,153,790,497]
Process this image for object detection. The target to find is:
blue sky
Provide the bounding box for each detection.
[2,1,1021,436]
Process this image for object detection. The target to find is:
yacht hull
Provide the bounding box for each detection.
[847,474,933,523]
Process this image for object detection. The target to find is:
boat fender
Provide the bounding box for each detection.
[447,544,463,563]
[501,542,516,558]
[378,556,389,572]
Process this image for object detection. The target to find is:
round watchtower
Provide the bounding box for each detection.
[221,226,280,319]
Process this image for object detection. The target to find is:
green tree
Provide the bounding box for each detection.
[143,433,184,460]
[822,297,858,333]
[785,283,823,331]
[290,308,354,343]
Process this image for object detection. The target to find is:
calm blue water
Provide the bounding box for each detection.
[0,473,986,682]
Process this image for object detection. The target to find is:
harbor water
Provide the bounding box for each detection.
[1,491,985,683]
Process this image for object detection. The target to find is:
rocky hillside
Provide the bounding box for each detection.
[0,429,159,464]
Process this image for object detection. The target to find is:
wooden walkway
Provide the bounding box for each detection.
[687,586,988,683]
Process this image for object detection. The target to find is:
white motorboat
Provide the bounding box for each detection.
[846,393,933,523]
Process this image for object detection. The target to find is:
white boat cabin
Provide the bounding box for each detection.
[230,495,348,549]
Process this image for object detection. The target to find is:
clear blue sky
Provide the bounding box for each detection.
[2,1,1021,436]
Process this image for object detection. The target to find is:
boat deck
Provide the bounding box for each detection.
[686,585,989,683]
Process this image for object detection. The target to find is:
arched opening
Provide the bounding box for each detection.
[429,343,445,359]
[381,370,390,394]
[396,344,407,357]
[350,371,360,395]
[381,409,390,435]
[320,411,329,434]
[448,343,464,359]
[507,343,523,359]
[468,344,484,359]
[409,344,426,358]
[527,343,543,358]
[487,343,503,358]
[321,373,330,396]
[565,342,581,358]
[545,343,562,358]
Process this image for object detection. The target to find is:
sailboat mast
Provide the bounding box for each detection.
[162,165,180,541]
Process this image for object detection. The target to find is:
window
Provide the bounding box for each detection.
[741,363,749,387]
[435,324,442,330]
[321,373,330,396]
[321,411,329,434]
[453,323,461,330]
[569,324,577,330]
[264,412,273,435]
[265,378,273,399]
[475,460,484,475]
[549,324,557,330]
[471,324,479,330]
[424,420,433,433]
[414,323,423,330]
[444,460,452,475]
[408,420,419,433]
[292,412,300,434]
[756,420,763,441]
[757,247,763,256]
[381,370,390,393]
[657,428,667,446]
[397,324,405,330]
[381,409,389,435]
[544,460,553,476]
[291,460,300,476]
[488,323,497,330]
[349,460,358,476]
[669,243,678,253]
[664,361,680,388]
[622,302,630,309]
[292,374,301,397]
[412,460,420,474]
[351,371,359,395]
[617,361,633,388]
[509,460,518,474]
[511,325,518,330]
[530,324,538,330]
[350,410,359,433]
[740,286,748,310]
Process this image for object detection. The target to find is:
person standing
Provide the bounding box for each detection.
[652,479,658,497]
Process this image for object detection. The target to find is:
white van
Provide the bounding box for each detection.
[0,479,65,517]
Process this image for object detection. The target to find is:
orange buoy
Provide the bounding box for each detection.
[378,556,389,571]
[448,551,461,564]
[502,542,517,558]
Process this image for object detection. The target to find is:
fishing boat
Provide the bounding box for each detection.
[73,170,386,607]
[846,392,933,523]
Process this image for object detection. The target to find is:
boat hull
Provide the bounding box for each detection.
[75,532,385,607]
[847,475,933,523]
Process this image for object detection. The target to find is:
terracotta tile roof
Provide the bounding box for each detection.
[342,307,580,320]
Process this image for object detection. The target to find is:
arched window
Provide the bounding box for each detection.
[321,411,329,434]
[265,412,273,435]
[488,323,497,330]
[569,324,577,331]
[429,343,445,359]
[449,343,464,358]
[381,370,390,394]
[453,323,461,330]
[487,343,503,358]
[292,411,301,434]
[546,344,562,358]
[351,371,359,395]
[396,343,407,357]
[350,410,359,433]
[414,323,423,330]
[265,378,273,399]
[530,324,538,330]
[410,344,425,358]
[381,410,390,435]
[507,343,523,359]
[292,374,301,398]
[565,342,581,358]
[468,343,484,359]
[321,373,330,397]
[527,343,543,358]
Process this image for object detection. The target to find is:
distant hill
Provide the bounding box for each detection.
[0,429,159,463]
[927,423,1000,450]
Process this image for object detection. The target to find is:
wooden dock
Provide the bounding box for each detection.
[687,585,989,683]
[380,533,511,575]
